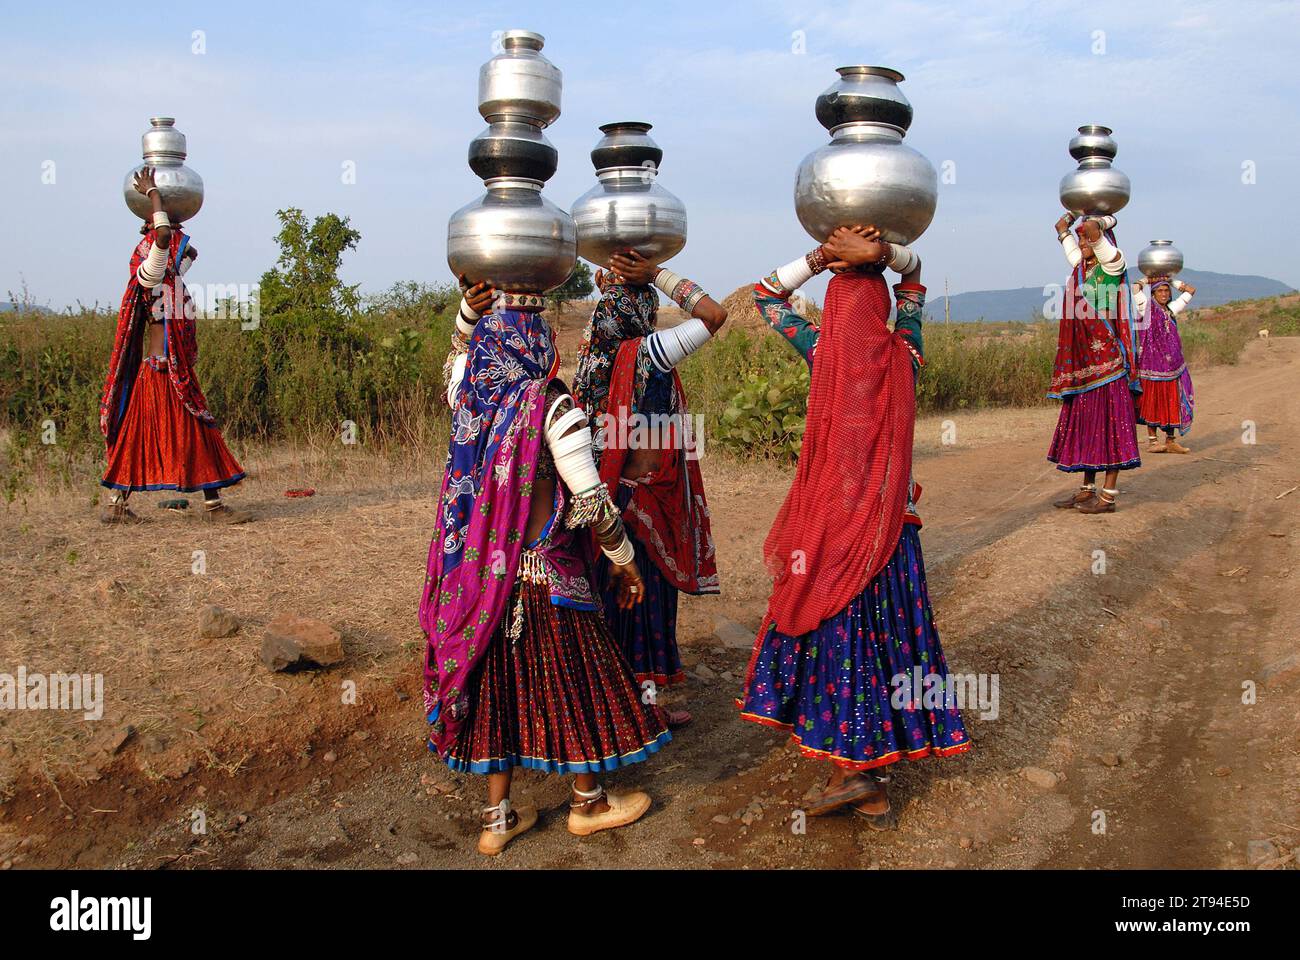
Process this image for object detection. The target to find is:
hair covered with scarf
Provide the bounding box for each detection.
[99,228,212,449]
[1049,225,1138,399]
[572,282,718,595]
[761,270,916,636]
[419,308,559,755]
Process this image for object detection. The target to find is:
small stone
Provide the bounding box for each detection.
[198,604,240,639]
[711,814,730,824]
[260,614,345,671]
[322,751,337,763]
[720,671,735,684]
[1212,766,1231,777]
[1210,603,1248,616]
[351,730,370,741]
[1261,653,1300,686]
[1246,839,1277,865]
[1022,766,1058,790]
[713,617,756,650]
[396,852,418,865]
[95,578,126,604]
[1098,752,1121,767]
[693,664,717,682]
[91,724,135,757]
[0,860,10,870]
[692,837,706,846]
[395,691,410,702]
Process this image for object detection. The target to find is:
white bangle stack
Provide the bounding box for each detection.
[602,534,635,566]
[456,296,480,337]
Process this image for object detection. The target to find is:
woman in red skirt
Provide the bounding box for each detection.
[1132,277,1196,454]
[420,281,669,856]
[99,168,249,524]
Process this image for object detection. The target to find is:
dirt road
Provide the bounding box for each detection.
[2,338,1296,870]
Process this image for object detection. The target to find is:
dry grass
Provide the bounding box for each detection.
[0,441,444,793]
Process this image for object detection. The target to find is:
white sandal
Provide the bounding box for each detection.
[566,783,651,837]
[477,798,537,856]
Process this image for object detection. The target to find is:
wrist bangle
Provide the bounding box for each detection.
[806,246,829,274]
[146,187,160,197]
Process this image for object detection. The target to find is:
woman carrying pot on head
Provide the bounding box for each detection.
[737,226,971,828]
[99,168,250,524]
[571,251,727,730]
[1047,213,1141,514]
[422,278,670,856]
[1131,276,1196,454]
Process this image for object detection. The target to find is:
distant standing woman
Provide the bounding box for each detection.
[99,168,250,524]
[1046,213,1141,514]
[1131,276,1196,454]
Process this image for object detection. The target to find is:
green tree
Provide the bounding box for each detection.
[547,261,594,313]
[257,208,363,340]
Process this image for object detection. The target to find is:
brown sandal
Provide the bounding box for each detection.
[100,502,147,525]
[804,773,879,817]
[1053,485,1094,509]
[849,773,898,831]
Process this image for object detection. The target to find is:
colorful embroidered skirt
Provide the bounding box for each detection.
[1047,376,1141,473]
[443,563,671,775]
[1135,375,1193,434]
[593,481,685,689]
[738,525,972,771]
[101,359,245,493]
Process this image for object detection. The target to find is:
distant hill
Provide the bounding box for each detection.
[936,269,1296,324]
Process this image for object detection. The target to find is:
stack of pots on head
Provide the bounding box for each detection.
[793,66,938,245]
[446,30,576,308]
[1137,239,1184,279]
[123,117,204,223]
[571,122,687,267]
[1059,124,1131,217]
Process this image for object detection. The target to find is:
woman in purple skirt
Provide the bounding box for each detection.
[1047,214,1142,514]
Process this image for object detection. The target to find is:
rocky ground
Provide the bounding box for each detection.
[1,338,1296,871]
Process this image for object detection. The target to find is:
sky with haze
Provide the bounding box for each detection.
[2,0,1297,310]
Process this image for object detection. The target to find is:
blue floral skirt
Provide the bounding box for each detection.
[738,525,972,771]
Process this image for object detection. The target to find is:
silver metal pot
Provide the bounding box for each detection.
[468,121,557,183]
[1137,239,1184,278]
[571,122,687,266]
[447,179,577,294]
[814,66,913,134]
[449,30,575,294]
[1059,124,1130,216]
[123,117,204,222]
[477,30,562,126]
[793,67,937,245]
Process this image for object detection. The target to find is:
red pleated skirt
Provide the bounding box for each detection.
[101,360,244,493]
[443,571,671,775]
[1134,378,1182,430]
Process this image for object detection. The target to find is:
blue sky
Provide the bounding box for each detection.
[2,0,1297,310]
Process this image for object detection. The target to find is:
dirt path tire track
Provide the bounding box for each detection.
[3,341,1296,869]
